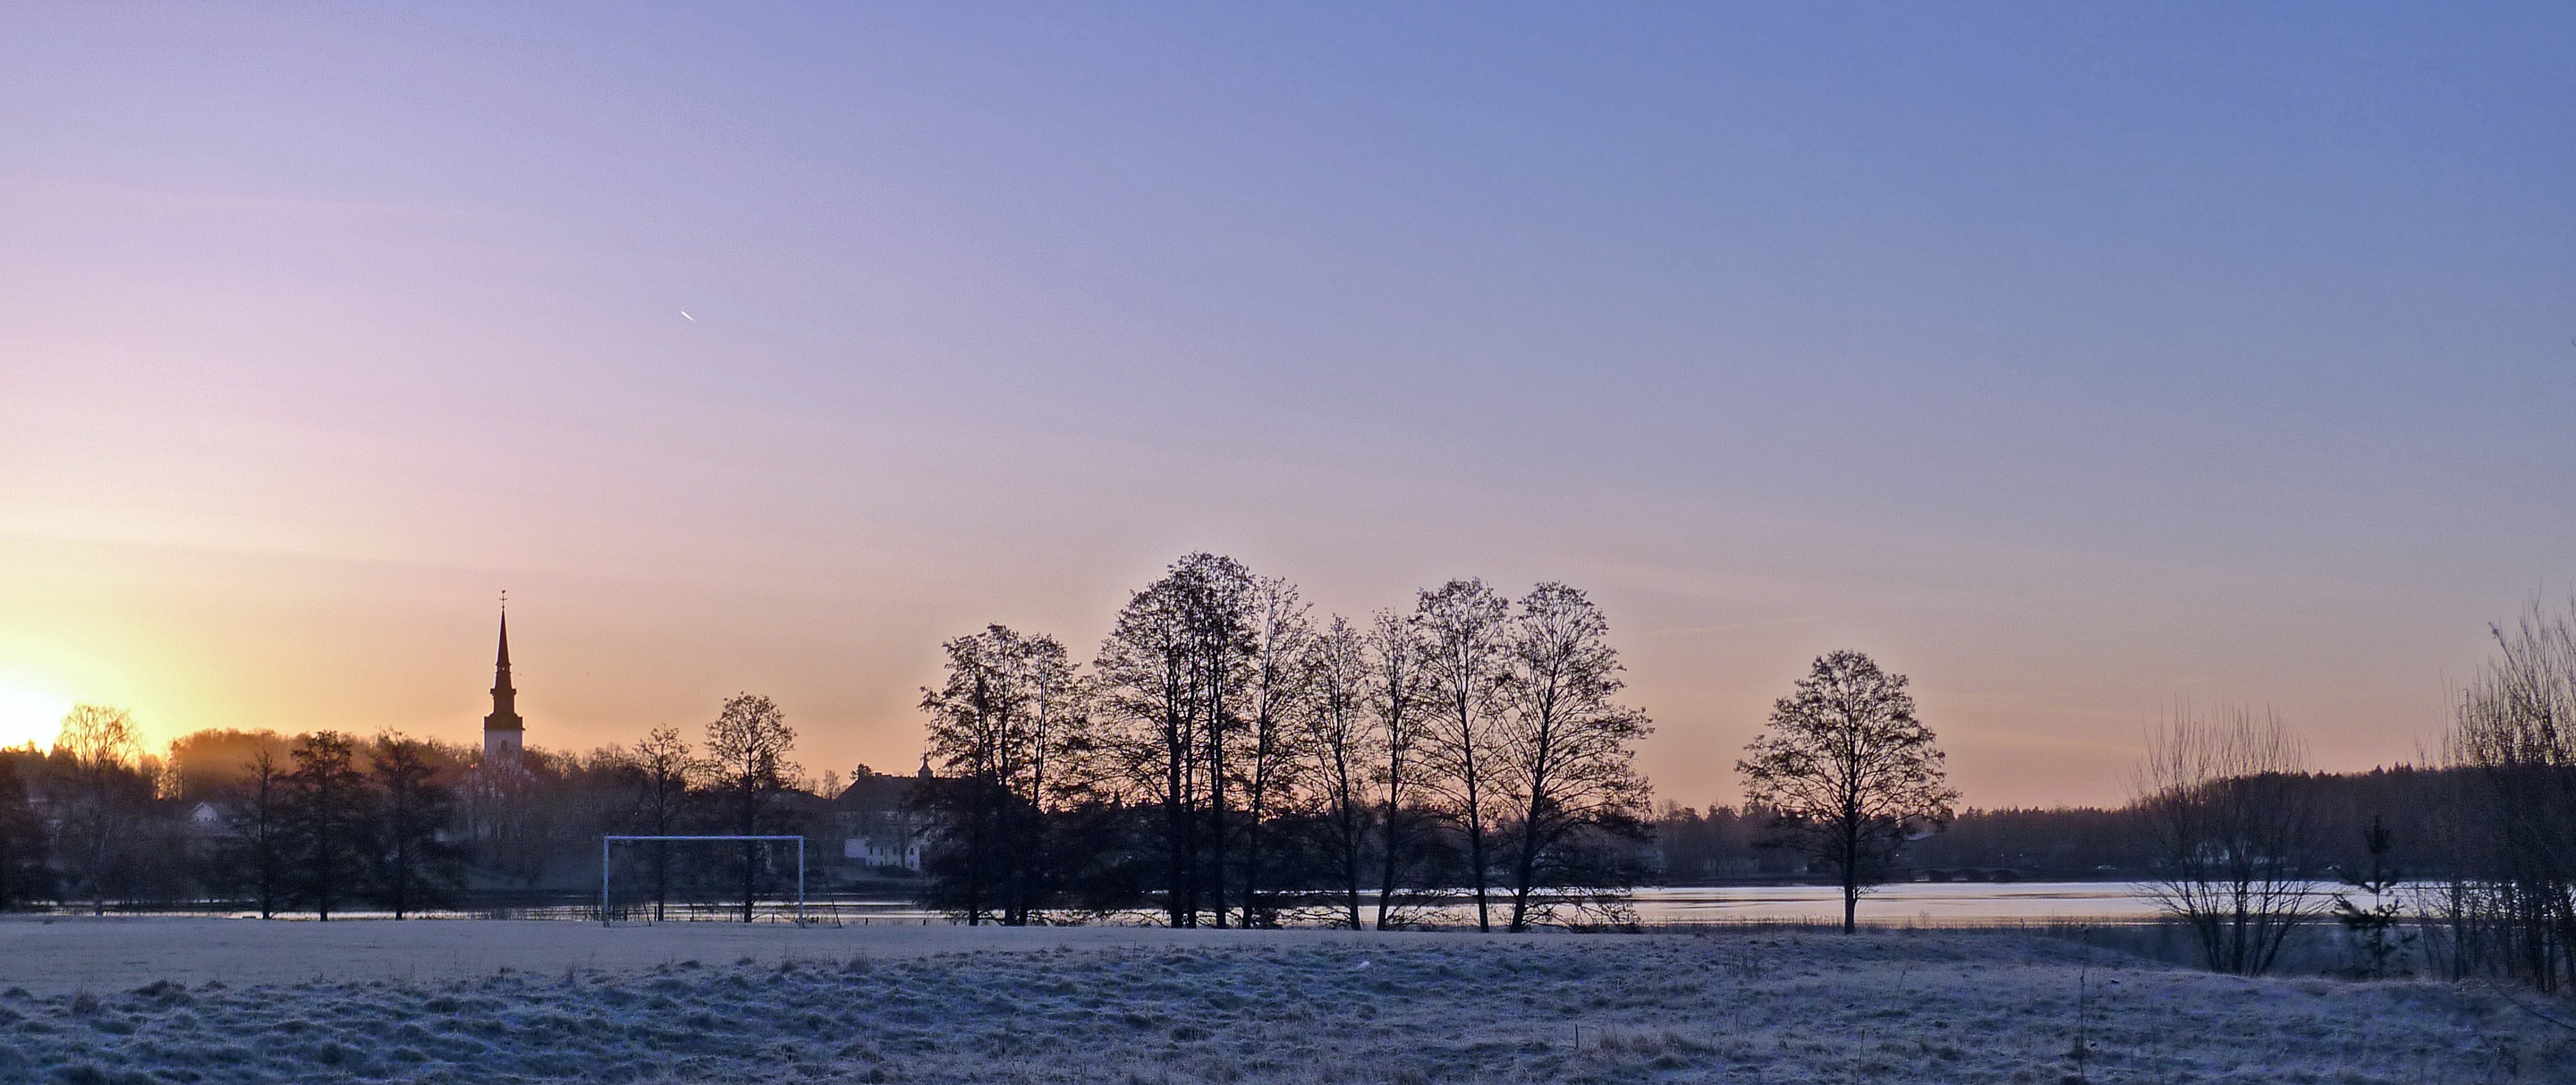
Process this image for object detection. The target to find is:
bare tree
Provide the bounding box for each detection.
[1739,650,1957,933]
[2134,703,2318,976]
[225,750,292,919]
[919,624,1081,925]
[1498,583,1653,931]
[1180,555,1255,928]
[1416,579,1513,931]
[631,726,698,920]
[52,704,146,914]
[2444,599,2576,992]
[1368,609,1430,930]
[1302,615,1377,929]
[1236,573,1312,928]
[1093,554,1253,928]
[1097,572,1205,926]
[705,693,798,922]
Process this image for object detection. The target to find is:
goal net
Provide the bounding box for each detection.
[600,835,807,926]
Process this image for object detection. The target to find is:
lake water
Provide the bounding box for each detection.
[782,882,2190,927]
[1623,882,2169,925]
[161,881,2207,925]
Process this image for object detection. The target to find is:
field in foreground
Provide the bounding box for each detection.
[3,921,2570,1084]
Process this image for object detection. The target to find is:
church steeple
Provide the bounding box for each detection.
[482,605,523,761]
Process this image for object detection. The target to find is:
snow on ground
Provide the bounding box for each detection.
[3,920,2568,1083]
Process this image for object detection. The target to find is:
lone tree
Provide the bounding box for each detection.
[1738,650,1956,932]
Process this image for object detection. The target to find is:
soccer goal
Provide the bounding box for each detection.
[600,835,806,927]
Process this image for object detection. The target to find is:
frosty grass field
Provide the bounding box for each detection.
[3,918,2569,1084]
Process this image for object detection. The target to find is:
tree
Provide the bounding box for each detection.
[2134,703,2317,976]
[2332,814,2407,979]
[370,733,460,919]
[284,731,375,921]
[52,703,148,914]
[705,693,798,922]
[0,749,49,910]
[1093,554,1254,928]
[1739,650,1957,933]
[2441,599,2576,992]
[919,625,1067,925]
[1235,573,1312,928]
[1497,583,1653,931]
[1097,570,1204,927]
[1367,610,1430,929]
[223,750,292,919]
[1302,615,1377,929]
[1177,554,1256,928]
[631,725,698,921]
[1416,579,1513,931]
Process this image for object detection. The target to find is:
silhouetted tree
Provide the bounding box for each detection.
[1417,579,1513,931]
[705,693,797,922]
[1739,650,1957,933]
[1498,583,1653,931]
[1368,609,1431,929]
[0,748,49,910]
[222,750,292,918]
[2332,814,2407,979]
[52,704,149,913]
[2444,599,2576,992]
[2135,703,2317,976]
[284,731,375,920]
[1302,615,1376,928]
[1236,573,1312,928]
[631,725,698,920]
[1096,555,1255,928]
[921,626,1046,924]
[1180,555,1256,928]
[1097,570,1204,926]
[369,733,461,919]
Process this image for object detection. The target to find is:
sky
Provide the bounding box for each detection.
[2,4,2571,808]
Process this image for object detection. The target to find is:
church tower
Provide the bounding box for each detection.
[482,610,523,762]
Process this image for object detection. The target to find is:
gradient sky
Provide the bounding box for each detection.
[3,4,2572,807]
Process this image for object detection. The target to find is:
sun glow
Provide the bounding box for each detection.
[0,685,72,751]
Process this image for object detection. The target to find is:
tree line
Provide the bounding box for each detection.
[0,694,824,919]
[910,553,1657,931]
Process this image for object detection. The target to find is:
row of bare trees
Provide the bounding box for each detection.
[914,553,1656,930]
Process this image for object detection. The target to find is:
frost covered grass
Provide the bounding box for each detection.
[3,928,2569,1084]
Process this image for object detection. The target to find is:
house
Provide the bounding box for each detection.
[830,763,930,874]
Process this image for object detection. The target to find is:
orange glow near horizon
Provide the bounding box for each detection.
[4,6,2569,810]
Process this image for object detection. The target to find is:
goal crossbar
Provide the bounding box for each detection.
[600,835,806,927]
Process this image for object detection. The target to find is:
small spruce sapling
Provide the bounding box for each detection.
[2331,814,2411,979]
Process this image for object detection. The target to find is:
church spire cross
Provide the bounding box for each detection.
[482,602,524,761]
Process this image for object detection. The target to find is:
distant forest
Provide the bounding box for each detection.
[1656,766,2466,884]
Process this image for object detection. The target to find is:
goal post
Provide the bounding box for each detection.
[601,835,806,927]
